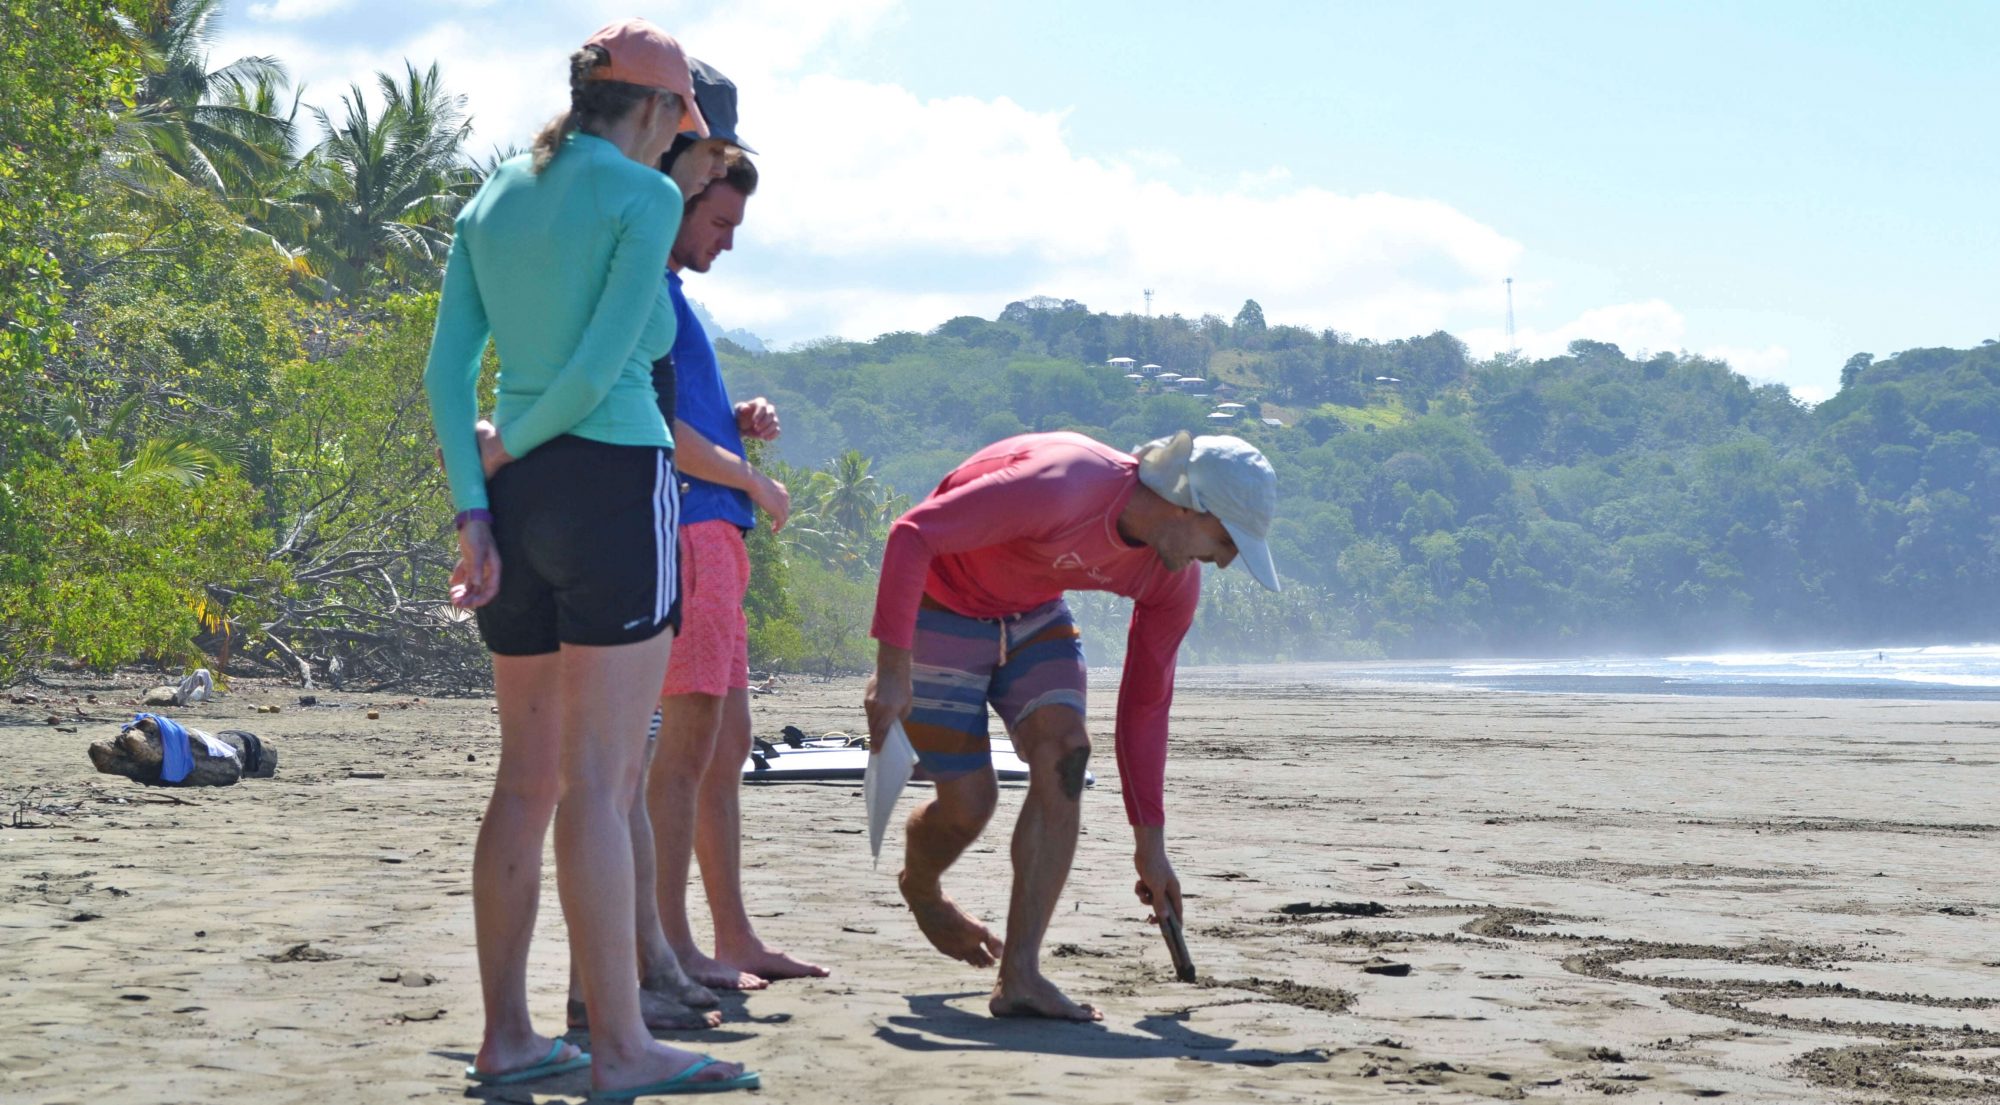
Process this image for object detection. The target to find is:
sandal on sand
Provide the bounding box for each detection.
[593,1056,760,1099]
[464,1039,590,1085]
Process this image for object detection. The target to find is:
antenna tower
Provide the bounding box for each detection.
[1143,288,1155,317]
[1504,277,1517,356]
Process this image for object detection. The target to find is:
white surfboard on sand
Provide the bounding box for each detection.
[741,731,1091,786]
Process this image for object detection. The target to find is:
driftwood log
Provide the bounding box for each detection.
[87,717,278,787]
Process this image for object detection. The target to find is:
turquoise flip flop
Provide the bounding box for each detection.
[465,1039,591,1085]
[593,1055,761,1099]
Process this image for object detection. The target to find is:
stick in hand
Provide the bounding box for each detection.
[1157,901,1197,982]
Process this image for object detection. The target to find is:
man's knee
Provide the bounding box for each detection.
[1053,742,1091,801]
[1021,716,1091,802]
[711,695,754,760]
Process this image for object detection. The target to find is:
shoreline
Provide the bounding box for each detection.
[4,670,1997,1102]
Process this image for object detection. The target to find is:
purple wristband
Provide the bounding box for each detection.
[454,508,494,530]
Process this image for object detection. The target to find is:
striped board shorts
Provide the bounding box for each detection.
[906,597,1088,780]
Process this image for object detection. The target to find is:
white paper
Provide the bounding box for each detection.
[865,719,917,868]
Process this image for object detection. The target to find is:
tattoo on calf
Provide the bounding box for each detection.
[1057,746,1091,801]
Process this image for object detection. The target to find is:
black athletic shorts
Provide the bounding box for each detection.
[475,435,681,656]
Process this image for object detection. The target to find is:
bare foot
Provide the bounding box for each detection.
[592,1040,748,1097]
[715,942,830,981]
[641,966,721,1010]
[471,1032,581,1079]
[678,947,769,990]
[990,972,1103,1022]
[899,872,1004,968]
[567,991,722,1032]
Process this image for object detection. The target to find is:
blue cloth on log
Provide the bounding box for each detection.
[130,712,195,784]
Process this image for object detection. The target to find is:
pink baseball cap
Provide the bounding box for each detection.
[581,19,710,138]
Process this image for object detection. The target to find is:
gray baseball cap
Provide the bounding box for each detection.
[685,58,754,152]
[1132,431,1280,591]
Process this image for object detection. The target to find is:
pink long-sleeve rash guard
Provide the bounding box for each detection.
[870,432,1200,827]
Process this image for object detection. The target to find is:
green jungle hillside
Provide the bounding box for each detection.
[4,2,1995,685]
[720,300,2000,667]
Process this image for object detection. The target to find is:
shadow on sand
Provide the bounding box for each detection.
[874,991,1327,1067]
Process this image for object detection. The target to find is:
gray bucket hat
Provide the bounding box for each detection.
[1132,431,1280,591]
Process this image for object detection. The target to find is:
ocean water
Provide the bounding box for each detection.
[1183,644,2000,701]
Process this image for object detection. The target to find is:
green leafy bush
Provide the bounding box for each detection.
[0,441,269,676]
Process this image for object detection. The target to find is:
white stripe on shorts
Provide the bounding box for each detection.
[651,451,680,626]
[654,451,669,625]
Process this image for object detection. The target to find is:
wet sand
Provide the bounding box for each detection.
[3,667,1998,1103]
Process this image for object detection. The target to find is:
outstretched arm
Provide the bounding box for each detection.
[1115,567,1199,919]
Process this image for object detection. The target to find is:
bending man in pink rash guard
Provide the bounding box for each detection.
[864,429,1280,1021]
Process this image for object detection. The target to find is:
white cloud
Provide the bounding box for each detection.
[696,70,1525,345]
[213,22,564,151]
[218,1,1567,355]
[1531,299,1686,359]
[1462,302,1808,394]
[677,0,900,79]
[1702,343,1793,380]
[247,0,354,21]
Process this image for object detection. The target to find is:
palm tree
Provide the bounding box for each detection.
[43,392,237,487]
[471,143,525,183]
[116,0,297,198]
[297,62,474,294]
[823,450,883,539]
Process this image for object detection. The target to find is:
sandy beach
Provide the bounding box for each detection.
[4,666,1998,1104]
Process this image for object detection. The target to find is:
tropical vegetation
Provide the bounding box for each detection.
[4,2,1996,686]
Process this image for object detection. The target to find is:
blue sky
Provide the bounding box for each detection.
[218,0,1999,401]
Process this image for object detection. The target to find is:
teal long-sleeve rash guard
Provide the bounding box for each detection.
[423,131,684,513]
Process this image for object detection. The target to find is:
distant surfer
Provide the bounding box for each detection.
[863,430,1280,1020]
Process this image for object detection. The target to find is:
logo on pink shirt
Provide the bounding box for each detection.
[1052,551,1110,584]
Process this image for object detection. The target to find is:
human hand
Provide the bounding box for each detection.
[449,520,502,609]
[863,644,914,753]
[1132,827,1183,926]
[735,397,780,441]
[475,420,516,479]
[749,472,791,533]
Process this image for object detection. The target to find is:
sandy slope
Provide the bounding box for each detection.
[3,667,1998,1103]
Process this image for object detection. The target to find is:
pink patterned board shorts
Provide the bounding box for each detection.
[661,519,751,698]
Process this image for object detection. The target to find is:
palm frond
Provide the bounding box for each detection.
[121,435,230,488]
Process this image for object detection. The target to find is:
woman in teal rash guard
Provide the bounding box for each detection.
[423,19,757,1099]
